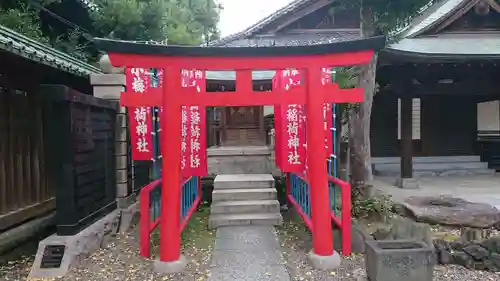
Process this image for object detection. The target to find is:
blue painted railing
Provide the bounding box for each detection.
[180,176,201,231]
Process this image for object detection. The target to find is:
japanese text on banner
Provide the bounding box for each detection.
[126,68,154,160]
[278,69,306,173]
[180,69,207,176]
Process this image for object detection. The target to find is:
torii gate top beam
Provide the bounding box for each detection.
[93,36,386,108]
[93,36,386,70]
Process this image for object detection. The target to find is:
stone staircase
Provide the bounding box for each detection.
[372,156,496,177]
[209,174,283,229]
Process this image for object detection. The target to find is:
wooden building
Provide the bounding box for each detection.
[206,0,500,178]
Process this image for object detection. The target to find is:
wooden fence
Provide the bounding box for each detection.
[0,87,55,231]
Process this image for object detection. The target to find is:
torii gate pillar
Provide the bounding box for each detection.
[94,36,386,273]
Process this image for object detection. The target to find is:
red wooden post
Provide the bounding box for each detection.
[305,67,334,256]
[160,67,183,262]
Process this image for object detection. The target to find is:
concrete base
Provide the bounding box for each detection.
[118,201,140,233]
[28,210,120,279]
[116,193,137,209]
[153,255,187,274]
[307,250,341,270]
[394,178,420,189]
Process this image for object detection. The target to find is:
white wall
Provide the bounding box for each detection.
[397,98,421,140]
[477,100,500,132]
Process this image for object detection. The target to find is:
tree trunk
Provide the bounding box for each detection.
[348,5,378,200]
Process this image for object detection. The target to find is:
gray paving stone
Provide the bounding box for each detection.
[214,226,281,250]
[210,249,284,268]
[208,264,290,281]
[208,226,290,281]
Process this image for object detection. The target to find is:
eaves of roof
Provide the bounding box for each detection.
[0,25,102,77]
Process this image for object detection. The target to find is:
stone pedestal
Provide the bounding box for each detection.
[395,177,420,189]
[365,240,435,281]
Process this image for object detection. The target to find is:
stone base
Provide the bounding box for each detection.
[307,250,341,270]
[153,255,187,274]
[394,177,420,189]
[28,210,121,279]
[117,193,137,209]
[118,201,140,233]
[365,240,435,281]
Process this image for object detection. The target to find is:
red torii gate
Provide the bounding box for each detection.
[94,36,385,271]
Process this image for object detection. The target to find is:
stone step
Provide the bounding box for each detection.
[376,168,496,177]
[210,200,280,214]
[208,213,283,229]
[212,188,277,202]
[214,174,275,190]
[374,161,489,171]
[372,155,481,164]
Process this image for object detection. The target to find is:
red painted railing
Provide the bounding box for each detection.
[139,176,201,258]
[328,176,352,256]
[286,173,352,256]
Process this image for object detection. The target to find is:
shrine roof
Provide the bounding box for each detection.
[213,30,361,48]
[0,25,101,77]
[93,35,385,58]
[387,0,500,57]
[387,34,500,58]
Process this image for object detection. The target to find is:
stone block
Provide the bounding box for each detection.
[90,73,126,86]
[116,182,130,198]
[93,85,125,100]
[388,215,433,246]
[365,240,435,281]
[394,178,420,189]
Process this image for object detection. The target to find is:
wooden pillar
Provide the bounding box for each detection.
[400,96,413,178]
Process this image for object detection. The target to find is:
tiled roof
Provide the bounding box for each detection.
[388,0,500,56]
[389,34,500,56]
[0,25,102,76]
[403,0,468,38]
[216,30,361,47]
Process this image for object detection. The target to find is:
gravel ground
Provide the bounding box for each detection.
[3,205,500,281]
[276,210,500,281]
[0,205,215,281]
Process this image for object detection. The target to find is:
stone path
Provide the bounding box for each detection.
[208,226,290,281]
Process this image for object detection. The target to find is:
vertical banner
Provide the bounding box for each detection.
[126,68,154,160]
[180,69,208,176]
[278,69,306,173]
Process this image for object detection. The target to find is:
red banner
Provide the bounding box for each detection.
[277,69,306,173]
[274,68,337,171]
[180,69,207,176]
[126,68,154,160]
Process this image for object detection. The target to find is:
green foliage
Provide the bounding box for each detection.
[0,0,221,62]
[333,0,440,35]
[90,0,221,45]
[351,195,393,219]
[0,5,49,44]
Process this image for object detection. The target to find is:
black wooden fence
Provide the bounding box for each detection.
[40,85,117,236]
